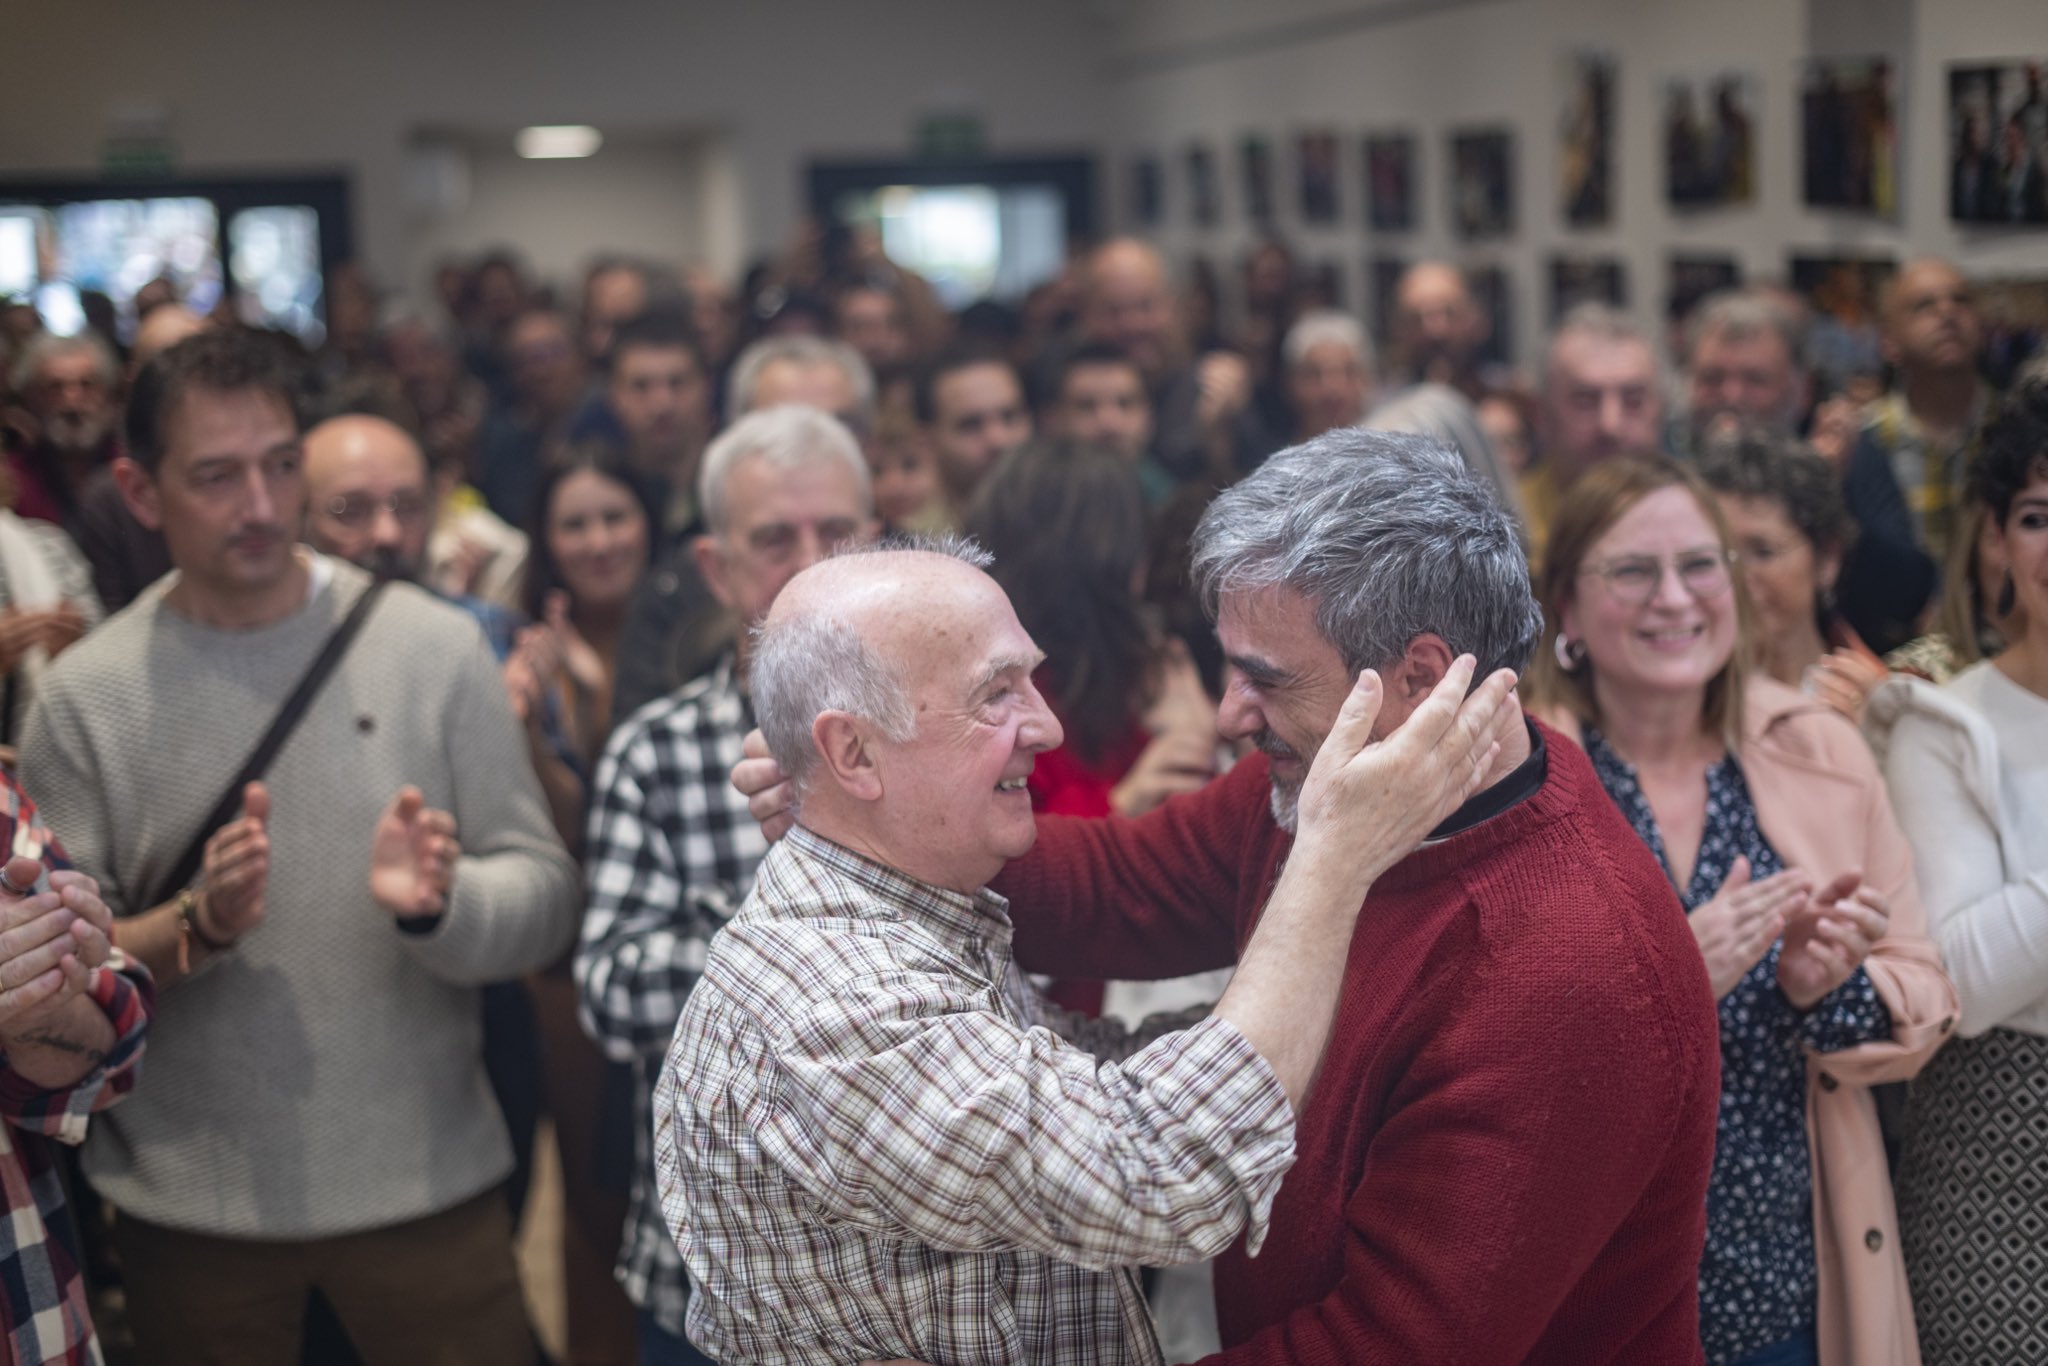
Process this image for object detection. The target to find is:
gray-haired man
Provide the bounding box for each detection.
[578,405,877,1358]
[730,430,1721,1363]
[660,533,1516,1363]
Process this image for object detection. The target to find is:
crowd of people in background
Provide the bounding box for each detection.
[0,216,2042,1366]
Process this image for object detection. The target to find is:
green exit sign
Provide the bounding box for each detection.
[101,137,177,178]
[915,113,983,160]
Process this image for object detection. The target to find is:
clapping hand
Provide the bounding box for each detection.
[1688,857,1812,999]
[370,787,460,919]
[1778,871,1888,1011]
[198,782,270,942]
[0,855,112,1030]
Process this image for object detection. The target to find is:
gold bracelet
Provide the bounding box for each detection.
[175,888,234,975]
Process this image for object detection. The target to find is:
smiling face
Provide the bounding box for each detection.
[1562,485,1739,709]
[1717,491,1830,659]
[545,468,649,614]
[1215,583,1386,831]
[865,560,1064,891]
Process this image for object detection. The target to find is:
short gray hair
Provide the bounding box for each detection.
[1683,288,1806,369]
[1283,309,1374,374]
[750,534,992,804]
[725,335,875,423]
[12,330,119,394]
[1544,303,1659,383]
[697,404,873,536]
[1190,428,1542,680]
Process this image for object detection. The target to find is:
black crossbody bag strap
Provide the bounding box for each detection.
[149,580,388,908]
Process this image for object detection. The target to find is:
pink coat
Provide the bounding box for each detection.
[1541,675,1957,1366]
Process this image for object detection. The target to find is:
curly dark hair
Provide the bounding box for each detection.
[1696,422,1855,554]
[1968,369,2048,526]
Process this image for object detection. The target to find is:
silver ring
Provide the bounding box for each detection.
[0,867,34,897]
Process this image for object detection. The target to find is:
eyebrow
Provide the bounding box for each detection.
[1225,652,1292,687]
[966,651,1045,702]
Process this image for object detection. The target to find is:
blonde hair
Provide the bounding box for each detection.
[1526,456,1754,746]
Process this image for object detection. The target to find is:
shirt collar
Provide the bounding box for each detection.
[784,824,1014,946]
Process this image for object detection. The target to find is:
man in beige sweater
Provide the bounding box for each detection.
[20,329,580,1364]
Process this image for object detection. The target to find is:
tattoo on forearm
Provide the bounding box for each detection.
[12,1031,108,1066]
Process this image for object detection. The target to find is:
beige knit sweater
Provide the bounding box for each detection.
[20,556,579,1239]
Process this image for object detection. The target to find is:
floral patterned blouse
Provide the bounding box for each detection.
[1583,727,1892,1366]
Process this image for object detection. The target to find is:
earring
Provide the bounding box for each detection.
[1997,571,2017,620]
[1553,633,1587,671]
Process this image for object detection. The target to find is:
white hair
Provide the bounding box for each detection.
[12,330,119,394]
[725,334,875,423]
[1283,309,1374,375]
[696,404,873,536]
[749,535,992,805]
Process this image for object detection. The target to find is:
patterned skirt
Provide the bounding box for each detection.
[1896,1026,2048,1366]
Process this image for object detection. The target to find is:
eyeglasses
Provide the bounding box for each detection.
[323,493,430,529]
[1578,547,1735,605]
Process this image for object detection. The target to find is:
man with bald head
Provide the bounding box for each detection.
[1390,261,1496,399]
[658,537,1514,1363]
[1081,237,1271,484]
[1845,258,1992,566]
[303,413,437,582]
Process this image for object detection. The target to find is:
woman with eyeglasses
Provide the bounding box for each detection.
[1697,425,1888,723]
[1527,457,1955,1366]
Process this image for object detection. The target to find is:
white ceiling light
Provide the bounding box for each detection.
[515,125,603,159]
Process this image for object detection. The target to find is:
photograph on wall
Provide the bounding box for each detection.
[1128,155,1163,228]
[1789,252,1896,394]
[1468,264,1514,367]
[1186,143,1220,228]
[1801,57,1899,216]
[1948,61,2048,224]
[1297,129,1341,224]
[1449,128,1515,239]
[1667,253,1742,325]
[1302,259,1346,311]
[1972,274,2048,384]
[1549,255,1628,324]
[1665,71,1757,208]
[1367,254,1408,345]
[1364,132,1417,231]
[1560,50,1617,228]
[1241,134,1276,224]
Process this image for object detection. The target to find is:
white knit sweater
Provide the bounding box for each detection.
[19,556,579,1239]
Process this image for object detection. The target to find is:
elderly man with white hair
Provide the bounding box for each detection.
[727,430,1724,1364]
[657,523,1516,1363]
[1282,309,1377,442]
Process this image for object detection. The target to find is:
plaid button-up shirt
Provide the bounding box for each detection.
[0,774,152,1366]
[655,826,1294,1365]
[575,656,765,1335]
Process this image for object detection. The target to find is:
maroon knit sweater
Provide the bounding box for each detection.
[1001,721,1719,1365]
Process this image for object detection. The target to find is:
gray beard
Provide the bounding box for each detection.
[1267,776,1300,834]
[41,411,110,457]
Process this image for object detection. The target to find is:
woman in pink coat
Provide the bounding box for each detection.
[1528,456,1956,1366]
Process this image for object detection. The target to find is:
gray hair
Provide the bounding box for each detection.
[1683,288,1806,369]
[697,404,873,537]
[11,330,119,394]
[725,335,875,423]
[1191,428,1542,681]
[750,534,992,805]
[1283,309,1374,375]
[1544,303,1659,384]
[1364,383,1519,526]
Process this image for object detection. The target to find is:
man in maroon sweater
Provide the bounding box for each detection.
[740,431,1720,1364]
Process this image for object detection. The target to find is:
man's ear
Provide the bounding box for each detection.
[812,711,882,802]
[1388,633,1457,706]
[693,533,734,612]
[110,457,163,532]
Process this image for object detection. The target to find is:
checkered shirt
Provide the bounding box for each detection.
[0,774,152,1366]
[654,826,1294,1365]
[575,655,765,1335]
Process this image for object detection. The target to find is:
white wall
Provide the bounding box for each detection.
[1101,0,2048,369]
[0,0,1112,299]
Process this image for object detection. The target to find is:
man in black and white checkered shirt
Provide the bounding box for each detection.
[574,404,878,1357]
